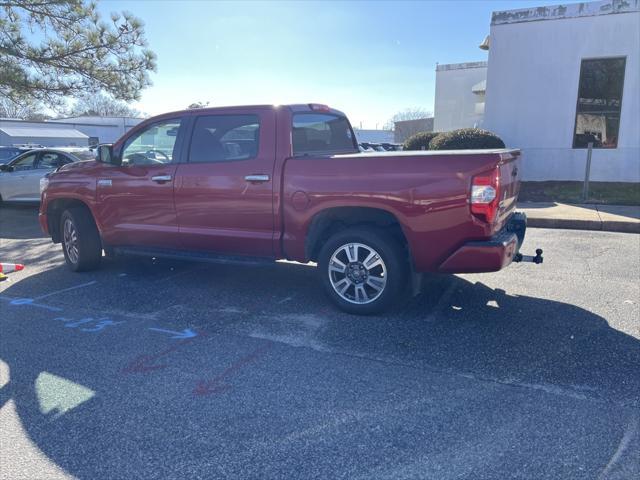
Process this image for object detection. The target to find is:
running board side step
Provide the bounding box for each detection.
[111,246,275,267]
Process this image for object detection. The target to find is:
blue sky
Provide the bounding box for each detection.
[100,0,568,127]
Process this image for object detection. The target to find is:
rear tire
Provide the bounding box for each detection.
[60,207,102,272]
[318,226,408,315]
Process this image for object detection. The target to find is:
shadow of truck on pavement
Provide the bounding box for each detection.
[1,263,639,479]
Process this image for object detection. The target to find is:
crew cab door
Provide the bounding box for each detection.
[174,109,277,256]
[95,117,186,248]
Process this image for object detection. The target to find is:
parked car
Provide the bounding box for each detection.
[0,145,43,165]
[358,142,387,152]
[381,143,403,151]
[0,148,94,203]
[39,103,536,314]
[370,143,387,152]
[358,143,374,152]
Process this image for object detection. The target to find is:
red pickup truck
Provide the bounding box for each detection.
[39,104,539,314]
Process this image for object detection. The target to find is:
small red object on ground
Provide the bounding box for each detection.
[0,263,24,274]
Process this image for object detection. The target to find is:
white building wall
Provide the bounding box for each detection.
[0,133,88,147]
[483,2,640,182]
[49,116,143,143]
[0,120,88,147]
[0,116,143,147]
[433,62,487,132]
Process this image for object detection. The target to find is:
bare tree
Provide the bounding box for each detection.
[384,108,432,130]
[0,0,156,107]
[187,101,210,109]
[0,96,48,120]
[64,91,141,117]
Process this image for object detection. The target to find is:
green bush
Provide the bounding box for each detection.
[429,128,505,150]
[403,131,439,151]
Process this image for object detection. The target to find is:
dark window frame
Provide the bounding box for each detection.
[187,114,261,164]
[291,112,359,156]
[572,56,626,150]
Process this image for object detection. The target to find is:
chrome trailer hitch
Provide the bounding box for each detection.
[513,249,544,264]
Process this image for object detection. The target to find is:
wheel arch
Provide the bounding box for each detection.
[47,198,97,243]
[305,206,410,262]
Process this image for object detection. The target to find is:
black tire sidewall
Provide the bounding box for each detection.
[318,227,407,315]
[60,208,101,272]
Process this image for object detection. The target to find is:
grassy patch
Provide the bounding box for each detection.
[519,181,640,206]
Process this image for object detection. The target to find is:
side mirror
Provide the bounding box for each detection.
[97,144,120,166]
[0,164,13,172]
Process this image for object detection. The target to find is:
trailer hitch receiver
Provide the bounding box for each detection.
[514,248,544,264]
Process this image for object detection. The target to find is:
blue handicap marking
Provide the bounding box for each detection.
[51,316,126,333]
[10,298,34,305]
[8,297,62,312]
[64,317,100,328]
[81,319,125,332]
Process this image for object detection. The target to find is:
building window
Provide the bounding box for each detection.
[573,57,626,149]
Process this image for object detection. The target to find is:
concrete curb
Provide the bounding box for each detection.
[526,217,640,234]
[520,202,640,234]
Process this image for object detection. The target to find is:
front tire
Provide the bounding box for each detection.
[60,208,102,272]
[318,227,408,315]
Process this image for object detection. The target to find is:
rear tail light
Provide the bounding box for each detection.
[471,167,500,224]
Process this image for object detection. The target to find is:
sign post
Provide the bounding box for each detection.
[583,142,593,202]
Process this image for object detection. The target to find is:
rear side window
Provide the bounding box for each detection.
[292,113,357,155]
[189,115,260,163]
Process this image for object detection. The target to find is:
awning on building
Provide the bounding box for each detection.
[0,127,88,139]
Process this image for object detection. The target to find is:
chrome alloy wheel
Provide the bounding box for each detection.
[63,217,79,264]
[328,242,387,305]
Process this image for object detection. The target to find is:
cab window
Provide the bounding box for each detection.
[121,119,183,166]
[292,113,357,156]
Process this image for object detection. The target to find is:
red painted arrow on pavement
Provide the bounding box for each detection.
[121,336,202,374]
[193,343,272,396]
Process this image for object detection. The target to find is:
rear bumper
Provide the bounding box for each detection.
[438,212,527,274]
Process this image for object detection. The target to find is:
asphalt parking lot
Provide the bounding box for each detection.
[1,205,639,480]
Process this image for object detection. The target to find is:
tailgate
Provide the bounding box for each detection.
[496,150,521,227]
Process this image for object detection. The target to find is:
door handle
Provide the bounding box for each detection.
[244,174,270,183]
[151,175,172,183]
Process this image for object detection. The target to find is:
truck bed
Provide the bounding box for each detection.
[281,149,521,272]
